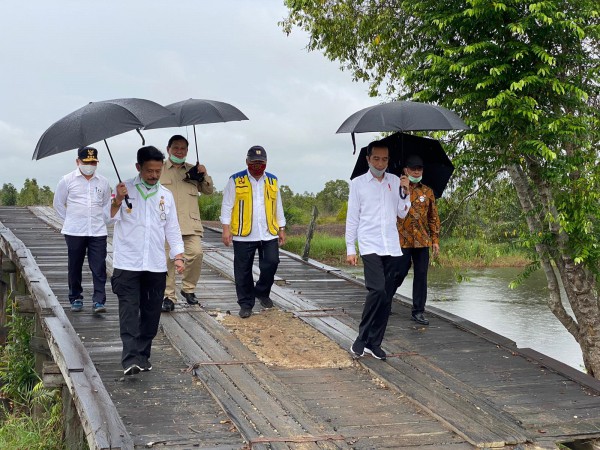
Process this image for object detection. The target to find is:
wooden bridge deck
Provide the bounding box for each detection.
[1,206,600,449]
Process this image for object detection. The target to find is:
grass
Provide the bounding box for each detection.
[0,298,65,449]
[0,403,64,450]
[282,232,348,266]
[283,232,532,268]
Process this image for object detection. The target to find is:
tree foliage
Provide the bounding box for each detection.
[284,0,600,376]
[16,179,53,206]
[0,183,18,206]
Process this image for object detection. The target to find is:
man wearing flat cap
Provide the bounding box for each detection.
[394,154,440,326]
[220,145,286,318]
[53,147,111,313]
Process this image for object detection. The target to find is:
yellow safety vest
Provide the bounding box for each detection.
[230,171,279,236]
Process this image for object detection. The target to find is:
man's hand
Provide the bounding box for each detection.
[222,226,233,247]
[115,182,128,203]
[278,229,286,246]
[185,164,206,182]
[432,243,440,258]
[399,175,410,196]
[346,254,358,266]
[173,254,185,274]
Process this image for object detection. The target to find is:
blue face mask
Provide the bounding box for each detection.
[170,154,185,164]
[408,175,422,183]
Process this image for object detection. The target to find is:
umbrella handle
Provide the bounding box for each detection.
[136,128,146,146]
[105,140,133,209]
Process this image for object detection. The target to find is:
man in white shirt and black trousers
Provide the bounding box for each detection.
[346,140,411,361]
[53,146,111,314]
[110,146,185,376]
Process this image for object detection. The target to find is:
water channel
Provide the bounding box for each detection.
[351,266,585,371]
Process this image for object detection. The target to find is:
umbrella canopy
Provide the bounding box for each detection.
[143,98,248,129]
[350,133,454,198]
[143,98,248,162]
[32,98,174,160]
[336,100,468,134]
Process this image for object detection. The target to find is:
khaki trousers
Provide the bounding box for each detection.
[165,234,203,302]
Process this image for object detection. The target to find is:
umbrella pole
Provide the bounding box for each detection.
[104,139,132,209]
[193,125,199,164]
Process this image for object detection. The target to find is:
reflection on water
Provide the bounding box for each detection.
[351,266,585,371]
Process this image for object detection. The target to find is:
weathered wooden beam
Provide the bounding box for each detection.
[42,362,64,389]
[29,335,51,357]
[44,316,133,450]
[1,258,17,273]
[15,294,35,314]
[62,385,86,450]
[0,219,134,450]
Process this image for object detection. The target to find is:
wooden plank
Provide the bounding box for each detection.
[201,246,531,448]
[184,311,351,449]
[159,316,274,450]
[44,317,134,450]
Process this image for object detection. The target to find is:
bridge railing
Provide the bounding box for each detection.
[0,221,133,450]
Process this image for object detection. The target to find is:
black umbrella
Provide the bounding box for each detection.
[33,98,174,209]
[337,100,469,134]
[350,133,454,198]
[143,98,249,162]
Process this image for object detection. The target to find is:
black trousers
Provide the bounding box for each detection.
[233,239,280,309]
[358,254,401,348]
[111,269,166,369]
[395,247,430,314]
[64,235,107,304]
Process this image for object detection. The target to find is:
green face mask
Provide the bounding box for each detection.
[408,175,422,183]
[170,154,186,164]
[140,178,158,189]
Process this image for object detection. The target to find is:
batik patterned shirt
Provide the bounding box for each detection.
[397,183,440,248]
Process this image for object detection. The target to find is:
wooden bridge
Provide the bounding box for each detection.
[1,205,600,449]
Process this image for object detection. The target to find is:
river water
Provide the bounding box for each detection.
[352,266,585,371]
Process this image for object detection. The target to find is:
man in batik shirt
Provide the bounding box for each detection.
[395,154,441,325]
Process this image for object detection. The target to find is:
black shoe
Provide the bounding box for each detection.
[180,290,199,305]
[140,361,152,372]
[259,297,274,309]
[412,313,430,325]
[124,364,141,376]
[162,298,175,312]
[239,307,252,319]
[350,339,365,357]
[365,345,387,360]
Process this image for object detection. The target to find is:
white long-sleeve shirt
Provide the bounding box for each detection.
[220,170,286,242]
[112,176,184,272]
[53,168,111,236]
[345,171,411,257]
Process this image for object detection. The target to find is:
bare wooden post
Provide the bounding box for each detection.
[302,206,319,261]
[62,386,86,450]
[0,257,16,344]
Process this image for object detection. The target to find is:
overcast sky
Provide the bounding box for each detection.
[0,1,383,195]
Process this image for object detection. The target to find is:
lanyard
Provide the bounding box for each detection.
[135,184,159,201]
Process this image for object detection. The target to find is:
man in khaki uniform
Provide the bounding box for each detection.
[160,135,214,311]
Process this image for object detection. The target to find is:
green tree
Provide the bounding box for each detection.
[16,179,53,206]
[315,179,349,216]
[1,183,18,206]
[284,0,600,376]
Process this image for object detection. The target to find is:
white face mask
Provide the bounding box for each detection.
[79,164,97,176]
[368,163,387,178]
